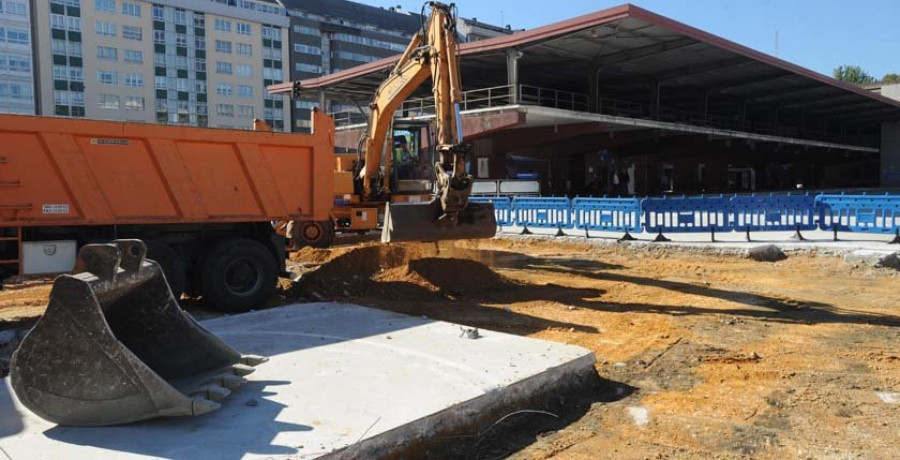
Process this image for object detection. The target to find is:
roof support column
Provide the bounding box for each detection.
[318,89,327,113]
[506,49,522,104]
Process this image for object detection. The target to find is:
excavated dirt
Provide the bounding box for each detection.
[3,236,900,458]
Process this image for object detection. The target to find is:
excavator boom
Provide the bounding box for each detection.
[351,2,496,243]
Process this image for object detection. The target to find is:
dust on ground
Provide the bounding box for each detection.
[3,236,900,459]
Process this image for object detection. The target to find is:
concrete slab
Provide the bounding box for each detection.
[0,303,595,459]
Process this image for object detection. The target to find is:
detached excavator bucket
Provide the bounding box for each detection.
[10,240,267,427]
[382,200,497,243]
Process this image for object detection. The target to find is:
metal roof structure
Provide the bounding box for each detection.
[270,3,900,130]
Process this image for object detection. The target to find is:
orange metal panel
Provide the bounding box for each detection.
[0,111,335,227]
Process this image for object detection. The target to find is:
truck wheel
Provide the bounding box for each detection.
[200,238,278,313]
[146,241,187,300]
[295,221,335,248]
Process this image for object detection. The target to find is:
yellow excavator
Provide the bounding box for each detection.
[333,1,496,243]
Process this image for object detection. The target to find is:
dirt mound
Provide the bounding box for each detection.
[288,246,336,265]
[288,243,519,300]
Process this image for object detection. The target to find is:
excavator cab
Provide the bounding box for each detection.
[382,122,496,242]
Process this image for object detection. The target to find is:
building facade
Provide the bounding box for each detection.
[282,0,420,132]
[32,0,290,130]
[0,0,35,114]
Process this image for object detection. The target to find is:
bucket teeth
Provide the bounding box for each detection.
[9,240,268,427]
[192,384,231,402]
[231,364,256,377]
[241,355,269,366]
[191,398,221,417]
[215,373,248,389]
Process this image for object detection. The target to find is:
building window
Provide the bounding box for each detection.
[261,26,281,40]
[215,61,232,75]
[214,18,231,33]
[97,70,118,85]
[5,28,29,44]
[173,9,186,24]
[54,90,69,105]
[238,105,254,117]
[236,43,252,57]
[295,99,317,110]
[292,25,320,36]
[124,73,143,87]
[2,56,31,73]
[97,46,117,61]
[52,65,68,81]
[94,0,115,13]
[124,49,143,63]
[238,85,253,98]
[4,1,27,16]
[236,23,251,36]
[215,40,232,54]
[153,30,165,44]
[293,44,321,55]
[216,104,234,117]
[125,96,144,110]
[96,21,117,37]
[335,51,378,63]
[295,63,321,74]
[122,26,142,41]
[195,37,206,50]
[262,67,283,81]
[236,64,252,77]
[70,67,84,82]
[98,94,120,109]
[333,33,407,52]
[121,2,141,16]
[154,76,166,89]
[72,91,85,106]
[152,4,164,20]
[195,59,207,72]
[215,83,233,96]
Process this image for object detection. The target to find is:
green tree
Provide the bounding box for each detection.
[833,65,876,85]
[882,73,900,85]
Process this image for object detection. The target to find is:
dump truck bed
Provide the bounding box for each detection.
[0,112,334,227]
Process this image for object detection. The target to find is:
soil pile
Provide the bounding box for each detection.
[290,243,519,300]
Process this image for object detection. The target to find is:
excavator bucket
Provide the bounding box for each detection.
[382,200,497,243]
[10,240,267,427]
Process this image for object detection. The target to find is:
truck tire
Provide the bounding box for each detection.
[295,220,335,248]
[199,238,278,313]
[146,241,187,300]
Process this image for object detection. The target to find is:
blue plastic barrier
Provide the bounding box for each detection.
[469,196,514,227]
[572,198,642,237]
[512,197,573,230]
[642,196,730,240]
[816,194,900,239]
[730,194,817,238]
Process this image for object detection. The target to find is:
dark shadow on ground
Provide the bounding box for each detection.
[42,381,311,460]
[458,248,900,329]
[389,372,636,460]
[0,378,25,439]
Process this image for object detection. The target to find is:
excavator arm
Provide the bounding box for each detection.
[366,2,496,243]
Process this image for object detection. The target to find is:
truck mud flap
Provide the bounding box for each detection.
[382,200,497,243]
[10,240,266,427]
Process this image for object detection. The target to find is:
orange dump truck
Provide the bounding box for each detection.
[0,111,334,312]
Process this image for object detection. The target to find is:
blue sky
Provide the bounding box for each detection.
[360,0,899,79]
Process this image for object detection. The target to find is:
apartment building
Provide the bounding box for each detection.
[32,0,290,130]
[0,0,35,114]
[282,0,420,132]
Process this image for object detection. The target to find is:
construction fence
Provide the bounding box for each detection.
[469,194,900,242]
